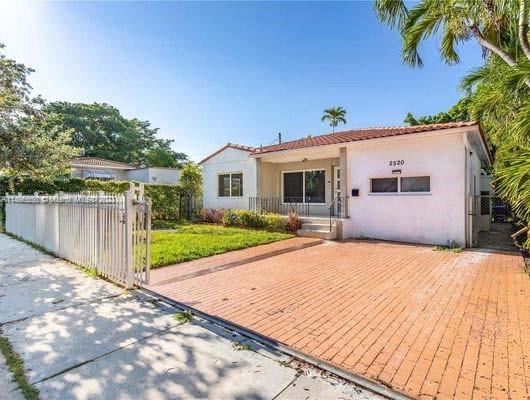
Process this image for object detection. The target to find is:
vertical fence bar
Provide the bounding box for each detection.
[124,189,134,289]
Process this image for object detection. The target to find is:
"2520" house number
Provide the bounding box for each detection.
[389,160,405,166]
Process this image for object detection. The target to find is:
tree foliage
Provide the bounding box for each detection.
[179,163,202,198]
[404,97,471,126]
[43,102,188,168]
[0,44,79,183]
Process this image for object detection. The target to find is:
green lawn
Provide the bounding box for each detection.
[151,224,293,268]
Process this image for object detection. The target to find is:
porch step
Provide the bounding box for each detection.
[301,223,331,231]
[296,228,337,240]
[297,221,337,240]
[300,217,329,225]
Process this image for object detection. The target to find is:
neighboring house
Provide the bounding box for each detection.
[71,157,181,185]
[199,121,491,247]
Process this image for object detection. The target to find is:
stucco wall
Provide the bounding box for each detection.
[126,168,150,183]
[342,133,467,246]
[202,147,257,209]
[127,168,181,185]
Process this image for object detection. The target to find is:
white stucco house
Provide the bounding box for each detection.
[199,121,491,247]
[71,157,181,185]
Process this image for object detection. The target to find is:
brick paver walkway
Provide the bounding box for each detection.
[148,237,322,286]
[148,240,529,399]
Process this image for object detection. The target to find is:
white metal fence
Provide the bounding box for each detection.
[4,184,151,288]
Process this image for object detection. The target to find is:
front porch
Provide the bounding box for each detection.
[249,145,349,220]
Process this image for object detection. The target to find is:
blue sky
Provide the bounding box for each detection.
[0,1,483,161]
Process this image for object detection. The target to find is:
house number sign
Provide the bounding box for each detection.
[388,160,405,166]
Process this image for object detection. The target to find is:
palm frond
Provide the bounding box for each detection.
[373,0,408,30]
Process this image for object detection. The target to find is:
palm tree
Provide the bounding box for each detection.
[374,0,530,88]
[321,107,347,133]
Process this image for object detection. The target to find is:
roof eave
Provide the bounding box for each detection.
[199,143,254,165]
[250,125,480,158]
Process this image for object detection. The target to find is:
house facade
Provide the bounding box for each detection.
[71,157,181,185]
[199,122,491,247]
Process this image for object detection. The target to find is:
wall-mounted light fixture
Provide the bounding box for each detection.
[392,169,402,175]
[302,158,308,162]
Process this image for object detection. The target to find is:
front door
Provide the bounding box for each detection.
[333,167,341,199]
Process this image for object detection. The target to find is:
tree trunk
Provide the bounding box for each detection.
[519,0,530,61]
[472,25,530,89]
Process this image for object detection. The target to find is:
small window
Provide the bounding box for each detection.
[218,174,231,197]
[218,173,243,197]
[401,176,430,192]
[371,178,398,193]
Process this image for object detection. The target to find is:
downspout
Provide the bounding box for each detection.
[464,143,470,247]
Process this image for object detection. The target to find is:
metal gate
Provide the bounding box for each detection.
[476,195,512,224]
[4,183,151,289]
[473,195,515,249]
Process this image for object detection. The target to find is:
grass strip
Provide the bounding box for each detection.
[0,332,40,400]
[151,224,293,268]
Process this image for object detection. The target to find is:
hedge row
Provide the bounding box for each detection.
[198,208,303,232]
[0,177,196,221]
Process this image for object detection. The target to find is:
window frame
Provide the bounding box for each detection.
[400,176,431,193]
[370,177,398,194]
[369,175,431,196]
[217,172,244,198]
[281,169,326,205]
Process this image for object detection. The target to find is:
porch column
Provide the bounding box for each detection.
[255,157,262,198]
[339,147,348,199]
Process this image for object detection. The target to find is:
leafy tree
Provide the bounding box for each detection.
[404,97,472,126]
[321,107,347,133]
[146,139,188,168]
[44,102,188,168]
[179,163,202,198]
[0,44,79,187]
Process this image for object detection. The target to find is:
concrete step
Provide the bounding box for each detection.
[301,217,329,225]
[296,228,337,240]
[301,222,332,231]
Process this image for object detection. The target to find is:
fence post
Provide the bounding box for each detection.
[145,198,152,285]
[96,192,102,270]
[124,189,134,289]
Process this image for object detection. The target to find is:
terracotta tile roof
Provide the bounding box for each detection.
[252,121,479,154]
[71,157,136,169]
[199,143,256,164]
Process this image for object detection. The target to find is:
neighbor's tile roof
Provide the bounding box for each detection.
[252,121,479,154]
[71,157,136,169]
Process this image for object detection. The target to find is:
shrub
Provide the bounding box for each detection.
[222,209,285,231]
[262,213,284,231]
[284,212,302,232]
[198,208,225,223]
[222,209,243,227]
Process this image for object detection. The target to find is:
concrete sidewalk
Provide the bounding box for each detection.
[0,234,380,400]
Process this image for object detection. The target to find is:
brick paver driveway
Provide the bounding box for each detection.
[148,240,529,399]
